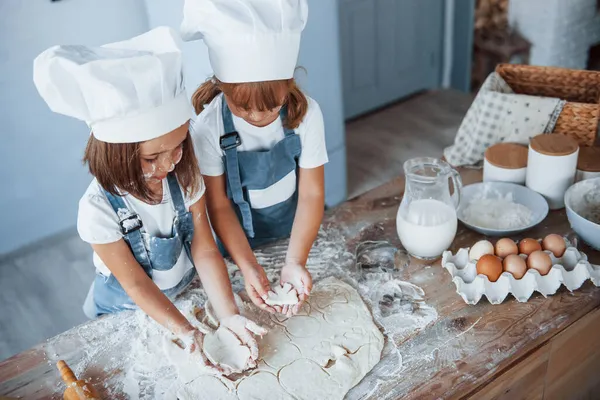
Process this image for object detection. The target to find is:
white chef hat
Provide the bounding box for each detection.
[33,27,194,144]
[180,0,308,83]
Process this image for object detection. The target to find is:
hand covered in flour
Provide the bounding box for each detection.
[243,264,277,314]
[280,260,312,316]
[179,327,223,375]
[220,314,267,366]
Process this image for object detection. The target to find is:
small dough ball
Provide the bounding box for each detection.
[542,234,566,258]
[476,254,503,282]
[469,240,495,261]
[502,254,527,279]
[518,238,542,256]
[527,250,552,276]
[495,238,519,258]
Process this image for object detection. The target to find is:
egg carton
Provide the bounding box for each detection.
[441,245,600,305]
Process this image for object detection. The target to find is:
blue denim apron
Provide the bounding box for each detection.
[219,96,302,250]
[83,173,196,317]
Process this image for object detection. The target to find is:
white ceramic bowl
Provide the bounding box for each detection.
[564,177,600,250]
[457,182,549,236]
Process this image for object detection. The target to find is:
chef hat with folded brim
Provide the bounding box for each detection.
[180,0,308,83]
[33,26,194,144]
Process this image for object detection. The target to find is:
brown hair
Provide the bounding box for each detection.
[83,132,201,204]
[191,76,309,129]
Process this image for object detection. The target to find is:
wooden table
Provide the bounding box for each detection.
[1,169,599,399]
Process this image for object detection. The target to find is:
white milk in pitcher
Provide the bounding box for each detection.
[396,199,457,259]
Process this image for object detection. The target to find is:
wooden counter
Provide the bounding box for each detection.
[1,169,599,399]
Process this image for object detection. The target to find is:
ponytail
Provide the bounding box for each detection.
[284,79,309,129]
[192,77,222,114]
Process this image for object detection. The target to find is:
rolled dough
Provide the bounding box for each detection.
[166,278,384,400]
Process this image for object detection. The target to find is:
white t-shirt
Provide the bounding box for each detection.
[77,177,205,290]
[191,93,328,175]
[190,93,328,210]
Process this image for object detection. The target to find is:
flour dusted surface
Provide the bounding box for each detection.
[43,229,438,399]
[163,278,384,399]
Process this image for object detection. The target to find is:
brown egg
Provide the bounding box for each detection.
[476,254,503,282]
[495,238,519,258]
[527,250,553,276]
[542,234,566,258]
[503,254,527,279]
[518,238,542,255]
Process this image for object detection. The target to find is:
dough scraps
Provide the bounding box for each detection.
[166,277,384,400]
[264,283,299,306]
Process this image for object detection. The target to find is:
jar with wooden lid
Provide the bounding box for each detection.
[526,134,579,210]
[576,146,600,182]
[483,143,528,184]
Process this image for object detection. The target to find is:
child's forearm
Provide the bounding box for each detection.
[192,248,239,320]
[210,202,260,273]
[190,194,242,320]
[126,276,195,334]
[204,175,259,272]
[287,191,324,265]
[287,166,325,265]
[92,241,194,335]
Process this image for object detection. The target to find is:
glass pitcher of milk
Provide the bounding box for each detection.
[396,157,462,260]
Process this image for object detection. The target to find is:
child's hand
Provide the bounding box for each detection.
[280,261,312,316]
[220,314,268,365]
[179,327,223,375]
[243,264,276,313]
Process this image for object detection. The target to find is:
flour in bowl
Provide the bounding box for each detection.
[461,195,533,230]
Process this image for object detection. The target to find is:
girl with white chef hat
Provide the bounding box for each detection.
[33,27,266,371]
[181,0,328,316]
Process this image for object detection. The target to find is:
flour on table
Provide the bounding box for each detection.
[166,278,384,400]
[162,335,207,384]
[176,376,238,400]
[43,229,438,400]
[264,283,299,306]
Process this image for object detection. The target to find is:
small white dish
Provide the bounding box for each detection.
[457,182,549,237]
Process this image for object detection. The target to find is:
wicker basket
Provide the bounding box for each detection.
[496,64,600,146]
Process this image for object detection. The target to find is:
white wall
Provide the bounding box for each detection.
[509,0,600,68]
[0,0,149,254]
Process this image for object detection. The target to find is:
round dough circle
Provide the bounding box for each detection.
[284,316,321,338]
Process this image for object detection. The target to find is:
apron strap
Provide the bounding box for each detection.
[165,173,194,262]
[166,173,187,217]
[102,189,153,276]
[220,96,255,238]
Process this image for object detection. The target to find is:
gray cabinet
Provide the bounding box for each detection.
[340,0,444,118]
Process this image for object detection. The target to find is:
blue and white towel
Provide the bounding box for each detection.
[444,72,566,166]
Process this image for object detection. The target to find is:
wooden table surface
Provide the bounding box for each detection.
[1,168,599,399]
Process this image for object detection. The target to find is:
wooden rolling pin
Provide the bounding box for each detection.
[57,360,101,400]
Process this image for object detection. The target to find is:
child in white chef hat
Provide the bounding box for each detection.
[181,0,328,316]
[33,27,266,371]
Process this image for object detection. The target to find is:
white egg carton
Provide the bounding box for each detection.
[441,244,600,305]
